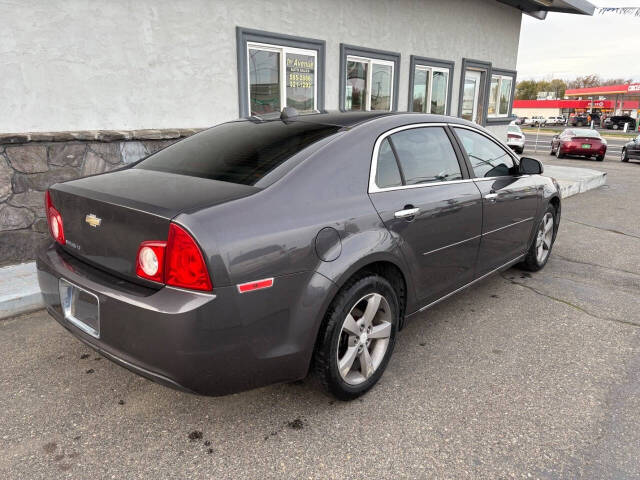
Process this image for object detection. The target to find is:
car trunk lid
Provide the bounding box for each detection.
[50,168,259,284]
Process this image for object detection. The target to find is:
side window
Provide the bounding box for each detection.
[389,127,462,185]
[375,138,402,188]
[454,128,516,178]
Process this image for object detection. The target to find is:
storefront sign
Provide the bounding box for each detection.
[286,53,315,110]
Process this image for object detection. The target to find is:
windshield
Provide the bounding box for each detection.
[507,126,521,133]
[571,129,601,138]
[136,120,341,186]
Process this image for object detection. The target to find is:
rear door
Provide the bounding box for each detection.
[451,126,539,274]
[368,124,482,304]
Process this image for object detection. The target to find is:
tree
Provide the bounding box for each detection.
[515,80,538,100]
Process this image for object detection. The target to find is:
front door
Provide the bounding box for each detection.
[368,125,482,304]
[452,127,540,274]
[631,136,640,158]
[462,71,482,124]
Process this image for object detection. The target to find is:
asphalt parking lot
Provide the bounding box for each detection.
[1,156,640,479]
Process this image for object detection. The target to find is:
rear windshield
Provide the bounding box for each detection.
[572,129,600,138]
[136,121,341,186]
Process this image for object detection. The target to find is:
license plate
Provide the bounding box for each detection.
[582,144,591,149]
[59,279,100,338]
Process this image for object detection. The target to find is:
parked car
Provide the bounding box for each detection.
[37,110,561,400]
[545,116,565,126]
[603,115,637,130]
[530,116,546,127]
[621,134,640,163]
[550,128,607,161]
[507,124,525,154]
[514,116,528,125]
[569,114,589,127]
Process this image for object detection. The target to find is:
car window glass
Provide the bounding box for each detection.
[375,138,402,188]
[136,121,341,186]
[454,128,516,178]
[388,127,462,185]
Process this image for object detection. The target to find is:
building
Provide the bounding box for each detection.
[513,99,640,119]
[0,0,594,266]
[565,83,640,118]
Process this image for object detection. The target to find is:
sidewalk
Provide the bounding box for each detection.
[0,262,43,319]
[0,164,607,320]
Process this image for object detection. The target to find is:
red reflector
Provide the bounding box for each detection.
[237,278,274,293]
[45,190,65,245]
[165,223,212,291]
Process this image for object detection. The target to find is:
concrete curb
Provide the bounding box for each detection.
[0,262,43,320]
[0,165,607,320]
[543,165,607,199]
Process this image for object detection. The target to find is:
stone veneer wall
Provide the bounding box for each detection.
[0,129,200,267]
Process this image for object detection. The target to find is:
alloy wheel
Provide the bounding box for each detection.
[536,212,554,264]
[337,293,392,386]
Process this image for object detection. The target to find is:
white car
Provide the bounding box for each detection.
[529,116,547,127]
[546,116,565,126]
[506,124,525,154]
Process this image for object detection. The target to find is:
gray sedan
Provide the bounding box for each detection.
[37,111,561,400]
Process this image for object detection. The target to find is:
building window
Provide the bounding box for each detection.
[488,74,514,118]
[458,60,516,126]
[340,45,400,112]
[248,43,317,115]
[408,56,454,115]
[236,28,325,117]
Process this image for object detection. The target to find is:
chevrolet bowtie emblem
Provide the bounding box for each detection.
[85,214,102,228]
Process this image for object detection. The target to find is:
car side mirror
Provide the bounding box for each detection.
[553,134,559,139]
[520,157,543,175]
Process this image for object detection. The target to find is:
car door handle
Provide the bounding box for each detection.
[394,207,420,219]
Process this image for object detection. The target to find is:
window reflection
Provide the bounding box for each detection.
[371,63,392,110]
[249,49,280,115]
[346,61,367,111]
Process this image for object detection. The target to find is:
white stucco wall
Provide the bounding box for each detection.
[0,0,522,133]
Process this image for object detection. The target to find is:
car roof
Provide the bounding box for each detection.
[240,110,477,129]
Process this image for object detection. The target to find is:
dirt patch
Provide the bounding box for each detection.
[188,430,203,441]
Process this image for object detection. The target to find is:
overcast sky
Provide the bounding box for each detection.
[517,1,640,82]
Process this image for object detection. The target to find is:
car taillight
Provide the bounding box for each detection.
[135,223,212,291]
[507,133,520,139]
[136,241,166,283]
[45,190,65,245]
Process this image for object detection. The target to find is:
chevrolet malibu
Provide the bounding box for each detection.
[37,111,561,400]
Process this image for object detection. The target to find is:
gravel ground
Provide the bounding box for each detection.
[1,155,639,479]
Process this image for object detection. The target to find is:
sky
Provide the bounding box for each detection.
[517,1,640,82]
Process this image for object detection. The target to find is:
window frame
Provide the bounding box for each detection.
[340,44,400,112]
[457,59,517,126]
[236,27,325,117]
[450,124,521,180]
[246,42,318,115]
[368,123,472,193]
[408,56,454,115]
[487,72,515,119]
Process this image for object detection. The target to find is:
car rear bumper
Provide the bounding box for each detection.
[37,242,330,396]
[507,138,525,149]
[560,144,606,156]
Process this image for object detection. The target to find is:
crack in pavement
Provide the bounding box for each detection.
[564,218,640,240]
[500,274,640,329]
[553,254,640,278]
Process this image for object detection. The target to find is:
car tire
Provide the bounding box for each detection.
[622,148,629,162]
[519,205,557,272]
[577,121,583,127]
[596,155,604,161]
[556,146,564,159]
[314,274,399,400]
[613,124,619,130]
[517,147,524,154]
[550,144,555,155]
